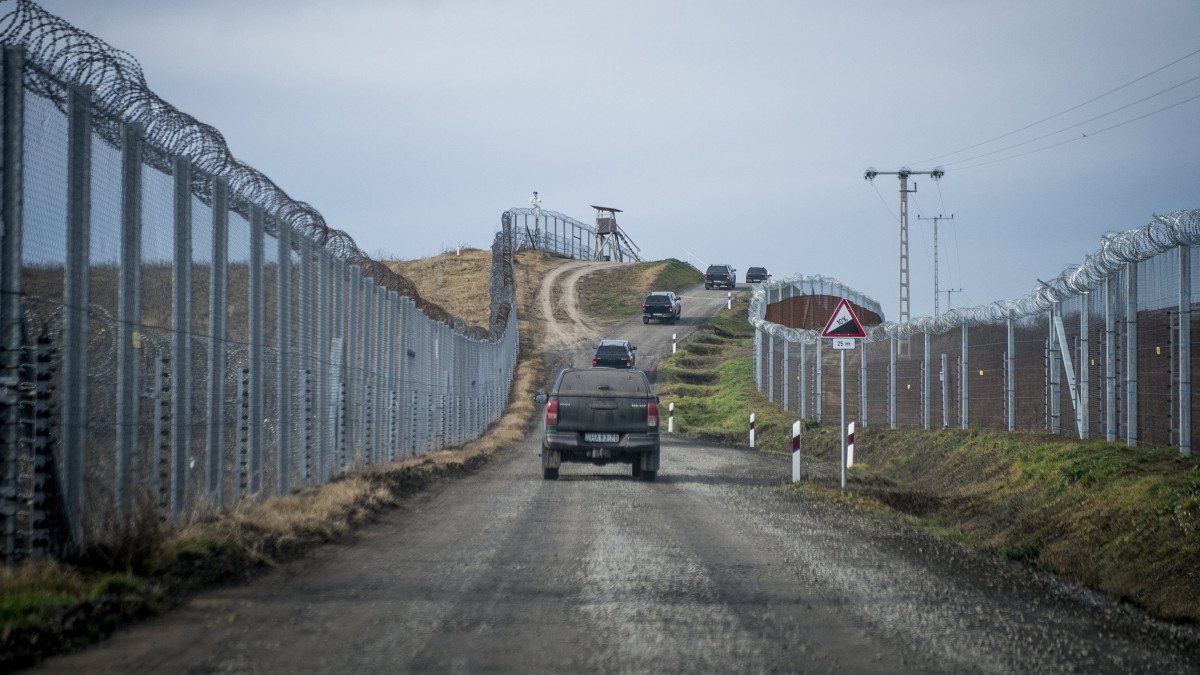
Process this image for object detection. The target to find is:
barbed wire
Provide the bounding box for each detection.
[0,0,513,340]
[750,209,1200,344]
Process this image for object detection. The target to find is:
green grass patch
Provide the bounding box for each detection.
[577,258,702,321]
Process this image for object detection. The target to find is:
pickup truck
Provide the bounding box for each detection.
[642,291,681,324]
[704,263,736,290]
[534,367,661,481]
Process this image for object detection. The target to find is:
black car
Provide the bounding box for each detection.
[593,339,637,368]
[705,264,736,290]
[642,291,681,324]
[746,266,770,283]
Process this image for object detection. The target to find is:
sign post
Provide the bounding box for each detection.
[821,299,866,490]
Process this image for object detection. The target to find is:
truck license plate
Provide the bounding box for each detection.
[584,433,619,443]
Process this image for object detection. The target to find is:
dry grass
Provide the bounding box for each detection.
[387,248,494,327]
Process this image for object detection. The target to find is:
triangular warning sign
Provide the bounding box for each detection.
[821,298,866,338]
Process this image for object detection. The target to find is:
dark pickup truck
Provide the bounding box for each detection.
[705,263,736,290]
[642,291,681,324]
[534,367,661,481]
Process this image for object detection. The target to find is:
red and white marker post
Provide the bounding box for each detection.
[791,420,801,482]
[668,401,674,433]
[727,291,732,309]
[749,412,755,448]
[847,421,855,468]
[672,333,677,354]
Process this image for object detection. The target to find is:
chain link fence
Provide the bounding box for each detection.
[506,207,595,260]
[0,0,520,564]
[753,209,1200,457]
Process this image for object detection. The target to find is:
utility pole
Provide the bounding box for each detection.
[945,287,963,311]
[864,167,945,328]
[917,213,953,317]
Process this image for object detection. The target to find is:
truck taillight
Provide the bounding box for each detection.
[647,402,659,427]
[642,303,647,311]
[626,356,633,367]
[545,399,558,425]
[592,355,598,366]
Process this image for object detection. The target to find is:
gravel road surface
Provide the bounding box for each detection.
[29,276,1200,673]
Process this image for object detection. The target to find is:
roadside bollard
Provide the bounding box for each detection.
[668,402,674,433]
[847,421,855,467]
[727,291,732,309]
[672,333,677,354]
[749,412,755,448]
[791,420,801,482]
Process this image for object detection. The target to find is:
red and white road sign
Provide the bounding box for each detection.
[821,298,867,339]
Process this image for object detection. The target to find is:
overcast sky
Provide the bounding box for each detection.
[22,0,1200,319]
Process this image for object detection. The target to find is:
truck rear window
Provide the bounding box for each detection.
[558,370,650,396]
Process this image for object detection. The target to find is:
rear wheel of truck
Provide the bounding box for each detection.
[642,316,649,324]
[641,470,657,482]
[631,462,642,478]
[543,467,558,480]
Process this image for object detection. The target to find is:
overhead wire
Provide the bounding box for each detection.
[953,90,1200,171]
[941,73,1200,169]
[910,46,1200,166]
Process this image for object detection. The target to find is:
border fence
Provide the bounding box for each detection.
[752,209,1200,457]
[507,206,595,260]
[0,0,520,564]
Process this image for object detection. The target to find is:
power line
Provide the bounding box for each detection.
[941,73,1200,168]
[953,90,1200,171]
[910,46,1200,166]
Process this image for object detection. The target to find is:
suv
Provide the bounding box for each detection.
[746,266,770,283]
[642,291,681,324]
[592,339,637,368]
[705,264,736,290]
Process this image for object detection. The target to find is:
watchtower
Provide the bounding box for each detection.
[590,205,642,262]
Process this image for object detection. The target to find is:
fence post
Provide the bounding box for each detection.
[1006,311,1015,432]
[767,331,774,403]
[0,46,24,562]
[62,83,90,550]
[1106,273,1117,441]
[116,122,143,515]
[960,322,969,429]
[1050,303,1061,435]
[1080,293,1090,439]
[941,353,948,428]
[859,340,867,428]
[754,326,762,390]
[171,155,192,515]
[317,247,333,478]
[777,337,786,411]
[1126,261,1138,447]
[276,219,291,495]
[816,338,823,422]
[799,341,807,418]
[1181,245,1192,457]
[248,205,265,494]
[923,332,930,430]
[207,178,229,504]
[887,335,896,428]
[298,235,314,483]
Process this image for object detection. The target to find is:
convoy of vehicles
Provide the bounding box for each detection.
[535,367,661,481]
[533,257,768,480]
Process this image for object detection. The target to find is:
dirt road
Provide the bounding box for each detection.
[30,269,1200,673]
